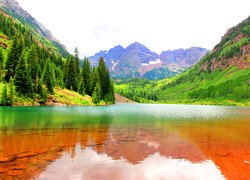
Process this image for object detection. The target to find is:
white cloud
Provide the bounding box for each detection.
[16,0,250,57]
[38,145,225,180]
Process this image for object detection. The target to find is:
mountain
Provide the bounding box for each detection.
[89,42,208,79]
[89,45,124,70]
[0,0,68,57]
[116,16,250,105]
[142,67,177,80]
[160,47,209,67]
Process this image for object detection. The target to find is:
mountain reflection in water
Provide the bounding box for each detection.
[0,104,249,179]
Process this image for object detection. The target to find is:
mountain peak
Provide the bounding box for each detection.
[128,41,147,49]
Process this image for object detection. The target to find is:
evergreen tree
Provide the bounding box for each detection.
[78,77,85,95]
[0,48,3,82]
[82,57,91,95]
[27,45,39,90]
[104,80,115,104]
[9,77,15,105]
[92,82,102,104]
[74,47,80,80]
[43,59,54,94]
[5,35,24,81]
[90,68,101,96]
[0,84,9,106]
[14,51,33,96]
[38,78,47,100]
[65,55,77,91]
[98,57,111,99]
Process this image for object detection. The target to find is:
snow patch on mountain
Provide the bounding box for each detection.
[112,60,119,71]
[142,59,162,66]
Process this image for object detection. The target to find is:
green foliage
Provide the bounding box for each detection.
[0,48,3,82]
[220,38,249,58]
[9,77,15,104]
[64,55,78,91]
[0,84,9,106]
[5,34,24,81]
[78,77,85,95]
[105,80,115,104]
[43,59,54,94]
[0,13,16,37]
[116,68,250,105]
[98,57,110,99]
[74,47,80,80]
[14,51,33,97]
[38,78,47,100]
[90,68,101,95]
[27,45,39,87]
[92,82,102,104]
[142,67,177,80]
[116,78,159,103]
[82,57,91,95]
[0,11,114,105]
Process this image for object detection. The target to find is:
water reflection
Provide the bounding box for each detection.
[0,104,249,179]
[38,145,224,180]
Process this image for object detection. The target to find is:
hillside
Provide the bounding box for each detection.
[0,0,68,57]
[89,43,208,80]
[116,16,250,106]
[0,0,115,106]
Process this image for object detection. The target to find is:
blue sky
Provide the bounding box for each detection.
[16,0,250,57]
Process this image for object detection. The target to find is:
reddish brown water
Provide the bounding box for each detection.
[0,105,249,179]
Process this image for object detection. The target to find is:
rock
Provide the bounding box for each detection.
[18,152,37,158]
[0,156,17,163]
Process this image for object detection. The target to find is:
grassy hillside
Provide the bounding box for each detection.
[116,16,250,106]
[0,82,93,106]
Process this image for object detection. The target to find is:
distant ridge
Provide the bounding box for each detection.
[89,42,209,79]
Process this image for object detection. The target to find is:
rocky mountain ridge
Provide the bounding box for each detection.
[89,42,209,79]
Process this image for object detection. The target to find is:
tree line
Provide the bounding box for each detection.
[0,13,114,105]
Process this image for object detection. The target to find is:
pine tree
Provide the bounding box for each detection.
[14,51,33,96]
[82,57,91,95]
[74,47,80,80]
[98,57,110,99]
[43,59,54,94]
[65,55,77,91]
[0,48,3,82]
[90,68,101,96]
[92,82,102,104]
[38,78,47,100]
[0,84,9,106]
[105,80,115,104]
[5,35,24,81]
[9,77,15,105]
[78,77,85,95]
[27,45,39,90]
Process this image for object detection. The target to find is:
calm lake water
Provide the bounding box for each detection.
[0,104,249,179]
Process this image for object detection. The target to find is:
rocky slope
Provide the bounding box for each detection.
[160,47,209,67]
[0,0,68,56]
[89,42,208,79]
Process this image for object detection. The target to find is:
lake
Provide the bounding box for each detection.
[0,104,249,179]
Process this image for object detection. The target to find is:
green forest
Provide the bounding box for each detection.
[0,13,115,106]
[116,17,250,106]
